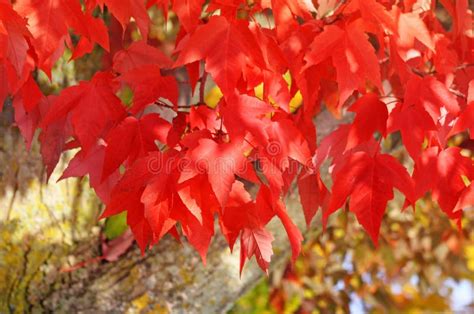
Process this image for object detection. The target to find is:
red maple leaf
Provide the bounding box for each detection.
[113,40,172,74]
[174,16,265,97]
[102,113,171,180]
[412,147,474,220]
[172,0,206,32]
[327,148,415,245]
[346,93,388,151]
[304,20,382,111]
[179,135,251,208]
[119,65,178,113]
[16,0,108,74]
[240,227,274,274]
[87,0,150,37]
[41,72,126,153]
[297,168,329,227]
[0,1,31,77]
[449,80,474,138]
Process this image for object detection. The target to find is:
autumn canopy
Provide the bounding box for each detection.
[0,0,473,273]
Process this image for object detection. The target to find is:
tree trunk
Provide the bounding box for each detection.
[0,108,343,314]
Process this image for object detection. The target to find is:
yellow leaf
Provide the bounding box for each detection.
[204,86,223,108]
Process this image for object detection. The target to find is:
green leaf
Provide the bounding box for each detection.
[104,212,128,240]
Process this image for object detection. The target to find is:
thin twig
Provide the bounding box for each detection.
[199,71,208,105]
[153,100,204,110]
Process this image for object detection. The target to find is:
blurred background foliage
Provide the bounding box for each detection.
[231,195,474,313]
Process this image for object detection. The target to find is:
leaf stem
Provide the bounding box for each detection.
[199,71,208,105]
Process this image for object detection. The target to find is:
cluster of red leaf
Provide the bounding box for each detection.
[1,0,472,273]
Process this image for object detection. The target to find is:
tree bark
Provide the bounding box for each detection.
[0,109,343,314]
